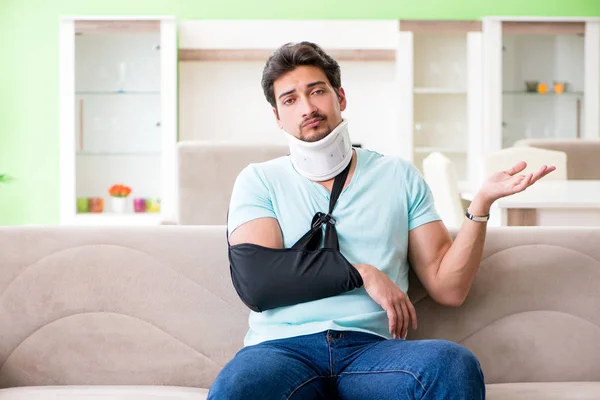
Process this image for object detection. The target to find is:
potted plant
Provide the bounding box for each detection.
[108,184,132,214]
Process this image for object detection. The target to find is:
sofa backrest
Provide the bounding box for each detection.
[515,138,600,180]
[1,226,600,389]
[407,227,600,384]
[0,226,246,389]
[177,141,289,225]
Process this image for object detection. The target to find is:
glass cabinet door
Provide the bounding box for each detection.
[73,20,162,217]
[411,31,470,181]
[397,21,483,188]
[501,22,585,147]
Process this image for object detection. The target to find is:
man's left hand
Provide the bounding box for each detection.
[471,161,556,213]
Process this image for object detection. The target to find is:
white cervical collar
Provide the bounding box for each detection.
[285,119,353,182]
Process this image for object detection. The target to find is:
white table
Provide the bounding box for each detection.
[495,180,600,226]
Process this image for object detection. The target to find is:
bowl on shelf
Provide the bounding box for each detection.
[524,80,539,93]
[553,81,568,94]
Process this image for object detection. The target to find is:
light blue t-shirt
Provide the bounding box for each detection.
[227,147,441,346]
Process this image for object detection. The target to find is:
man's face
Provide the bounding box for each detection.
[272,65,346,143]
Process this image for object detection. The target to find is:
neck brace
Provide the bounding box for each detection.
[285,119,353,181]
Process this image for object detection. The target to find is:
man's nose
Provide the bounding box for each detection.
[300,98,318,118]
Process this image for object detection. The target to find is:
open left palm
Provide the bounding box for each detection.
[481,161,556,203]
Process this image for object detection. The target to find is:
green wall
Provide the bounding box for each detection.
[1,0,599,225]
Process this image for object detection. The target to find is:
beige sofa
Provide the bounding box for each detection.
[515,138,600,180]
[1,225,600,399]
[176,142,289,225]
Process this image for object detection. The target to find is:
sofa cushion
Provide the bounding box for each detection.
[0,386,208,399]
[2,382,599,399]
[486,382,600,399]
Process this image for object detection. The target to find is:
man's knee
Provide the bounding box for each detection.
[450,343,483,377]
[208,363,256,399]
[207,346,320,399]
[429,341,485,394]
[207,348,271,399]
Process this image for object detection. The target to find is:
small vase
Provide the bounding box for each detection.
[111,197,127,213]
[89,197,104,213]
[133,198,146,213]
[146,198,161,213]
[76,197,89,213]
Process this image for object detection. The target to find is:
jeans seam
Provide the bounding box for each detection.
[339,369,427,393]
[327,335,333,375]
[285,376,325,400]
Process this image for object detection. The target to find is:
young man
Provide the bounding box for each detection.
[208,42,555,399]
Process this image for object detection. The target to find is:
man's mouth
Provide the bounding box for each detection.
[303,118,323,128]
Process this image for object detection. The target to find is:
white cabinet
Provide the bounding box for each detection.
[59,17,177,225]
[396,21,483,189]
[482,17,600,156]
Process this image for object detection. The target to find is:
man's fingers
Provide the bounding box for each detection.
[526,173,534,187]
[511,175,525,185]
[517,174,533,191]
[400,301,409,339]
[407,298,418,330]
[519,165,556,186]
[386,304,397,339]
[392,301,403,339]
[505,161,527,176]
[393,300,404,339]
[508,175,525,190]
[534,165,556,183]
[531,165,548,183]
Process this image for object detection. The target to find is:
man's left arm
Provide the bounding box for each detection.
[409,162,555,307]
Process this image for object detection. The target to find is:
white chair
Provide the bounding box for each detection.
[482,147,567,181]
[422,152,465,230]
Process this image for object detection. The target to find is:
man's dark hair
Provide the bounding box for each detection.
[261,41,342,110]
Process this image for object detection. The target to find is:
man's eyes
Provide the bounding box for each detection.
[282,89,325,105]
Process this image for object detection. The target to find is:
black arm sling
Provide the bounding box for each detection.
[228,161,364,312]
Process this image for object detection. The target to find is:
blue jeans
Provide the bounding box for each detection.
[208,330,485,399]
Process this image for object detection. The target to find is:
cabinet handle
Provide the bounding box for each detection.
[79,98,84,151]
[576,98,581,139]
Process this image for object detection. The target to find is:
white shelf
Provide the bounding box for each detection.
[71,213,162,226]
[76,152,161,156]
[414,147,467,154]
[413,87,467,94]
[76,91,161,95]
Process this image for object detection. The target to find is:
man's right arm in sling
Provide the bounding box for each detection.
[229,217,283,249]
